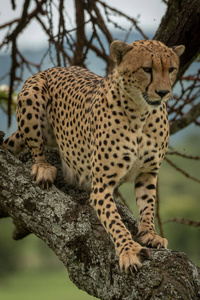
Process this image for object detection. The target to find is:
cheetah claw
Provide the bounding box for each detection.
[119,247,150,274]
[31,163,57,189]
[137,230,168,249]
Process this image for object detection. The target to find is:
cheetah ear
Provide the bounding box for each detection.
[110,41,132,65]
[172,45,185,57]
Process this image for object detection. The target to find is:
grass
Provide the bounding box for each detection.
[0,269,98,300]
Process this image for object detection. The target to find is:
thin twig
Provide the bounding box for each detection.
[97,0,149,40]
[166,151,200,160]
[165,157,200,184]
[115,190,131,211]
[169,101,200,135]
[156,178,164,238]
[164,218,200,228]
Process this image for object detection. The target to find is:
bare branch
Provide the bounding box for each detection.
[87,0,113,44]
[11,0,16,10]
[165,157,200,184]
[166,150,200,160]
[154,0,200,80]
[169,102,200,135]
[7,0,31,41]
[115,189,131,211]
[0,17,20,30]
[72,0,86,66]
[165,217,200,228]
[156,179,165,238]
[97,0,149,40]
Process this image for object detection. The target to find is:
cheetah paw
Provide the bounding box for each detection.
[31,163,57,189]
[137,230,168,249]
[119,246,150,274]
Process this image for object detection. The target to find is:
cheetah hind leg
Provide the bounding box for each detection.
[2,130,25,155]
[19,120,57,189]
[2,129,56,188]
[29,131,57,189]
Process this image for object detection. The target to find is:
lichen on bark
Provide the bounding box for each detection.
[0,146,200,300]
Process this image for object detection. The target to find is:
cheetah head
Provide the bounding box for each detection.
[110,40,185,108]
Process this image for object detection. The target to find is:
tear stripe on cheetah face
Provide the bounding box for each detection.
[2,40,185,273]
[111,40,185,109]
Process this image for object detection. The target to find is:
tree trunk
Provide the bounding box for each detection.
[71,0,86,66]
[0,145,200,300]
[154,0,200,80]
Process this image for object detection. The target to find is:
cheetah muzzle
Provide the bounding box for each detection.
[3,39,185,274]
[142,92,161,106]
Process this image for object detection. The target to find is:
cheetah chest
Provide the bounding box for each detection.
[121,134,165,184]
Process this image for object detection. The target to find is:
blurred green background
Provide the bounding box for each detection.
[0,218,97,299]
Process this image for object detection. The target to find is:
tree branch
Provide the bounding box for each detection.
[0,145,200,299]
[165,217,200,228]
[97,0,149,40]
[169,101,200,135]
[72,0,86,66]
[154,0,200,80]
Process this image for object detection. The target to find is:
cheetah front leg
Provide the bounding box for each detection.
[90,182,150,273]
[135,173,168,248]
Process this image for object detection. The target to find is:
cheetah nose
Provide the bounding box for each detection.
[155,90,170,98]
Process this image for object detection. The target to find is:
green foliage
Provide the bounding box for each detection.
[0,85,17,116]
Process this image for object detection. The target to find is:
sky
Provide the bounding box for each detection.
[0,0,166,50]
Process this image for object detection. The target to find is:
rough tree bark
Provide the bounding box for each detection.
[154,0,200,80]
[154,0,200,135]
[0,143,200,300]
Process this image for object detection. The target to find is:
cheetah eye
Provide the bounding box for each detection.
[169,67,176,73]
[142,67,152,74]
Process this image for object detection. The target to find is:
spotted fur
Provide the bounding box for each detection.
[3,40,185,273]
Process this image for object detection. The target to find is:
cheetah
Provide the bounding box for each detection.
[3,40,185,273]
